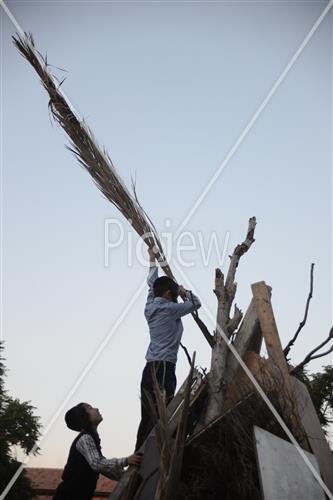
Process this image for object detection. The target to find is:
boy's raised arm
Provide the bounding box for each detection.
[146,247,158,305]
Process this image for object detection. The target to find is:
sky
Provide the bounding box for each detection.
[1,0,332,472]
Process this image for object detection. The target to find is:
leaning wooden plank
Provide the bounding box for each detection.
[250,282,310,448]
[109,370,205,500]
[133,435,160,500]
[291,376,333,495]
[224,299,262,387]
[251,282,292,393]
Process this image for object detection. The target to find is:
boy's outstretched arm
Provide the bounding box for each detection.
[76,435,141,481]
[169,287,201,319]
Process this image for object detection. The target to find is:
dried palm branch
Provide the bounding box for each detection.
[160,352,195,500]
[13,32,214,345]
[150,354,196,500]
[13,32,174,277]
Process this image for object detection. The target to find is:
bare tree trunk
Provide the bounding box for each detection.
[205,329,228,423]
[204,218,257,424]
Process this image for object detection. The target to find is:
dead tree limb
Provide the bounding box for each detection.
[214,216,256,336]
[291,327,333,373]
[284,263,314,358]
[204,217,256,424]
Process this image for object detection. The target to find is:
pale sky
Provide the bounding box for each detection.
[1,0,332,470]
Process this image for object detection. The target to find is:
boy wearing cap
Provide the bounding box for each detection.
[53,403,141,500]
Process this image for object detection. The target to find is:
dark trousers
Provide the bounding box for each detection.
[135,361,176,451]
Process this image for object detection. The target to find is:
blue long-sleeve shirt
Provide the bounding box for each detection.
[144,265,201,364]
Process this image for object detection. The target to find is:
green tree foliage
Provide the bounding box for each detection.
[0,342,41,499]
[297,365,333,430]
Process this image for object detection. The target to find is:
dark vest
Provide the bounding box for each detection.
[53,432,100,500]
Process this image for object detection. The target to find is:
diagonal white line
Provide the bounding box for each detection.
[0,1,85,122]
[0,277,147,500]
[173,260,333,499]
[0,4,3,343]
[0,0,24,36]
[175,0,333,238]
[0,1,330,3]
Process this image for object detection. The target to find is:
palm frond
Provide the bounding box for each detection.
[13,32,174,278]
[13,32,214,346]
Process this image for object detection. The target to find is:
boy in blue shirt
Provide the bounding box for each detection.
[135,248,201,450]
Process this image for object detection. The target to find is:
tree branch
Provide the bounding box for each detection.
[291,327,333,373]
[284,263,314,358]
[214,216,256,337]
[300,346,333,363]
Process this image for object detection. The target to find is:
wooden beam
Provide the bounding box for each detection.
[251,281,291,392]
[225,299,262,387]
[251,282,310,448]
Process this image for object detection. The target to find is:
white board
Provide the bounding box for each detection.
[253,426,326,500]
[291,376,333,494]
